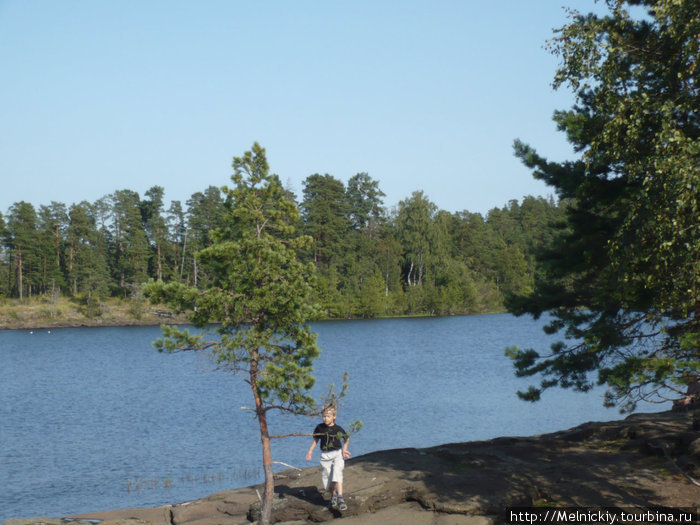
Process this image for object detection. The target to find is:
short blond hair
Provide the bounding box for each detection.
[322,405,337,417]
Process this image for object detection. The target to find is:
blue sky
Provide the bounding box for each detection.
[0,1,595,217]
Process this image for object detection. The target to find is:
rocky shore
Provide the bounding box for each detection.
[5,410,699,525]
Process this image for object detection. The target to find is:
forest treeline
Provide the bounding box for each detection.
[0,173,564,319]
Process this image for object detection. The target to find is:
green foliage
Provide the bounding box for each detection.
[2,149,565,319]
[507,0,699,411]
[37,202,68,293]
[182,185,225,287]
[145,143,328,525]
[356,269,388,318]
[78,295,104,318]
[141,185,173,282]
[346,172,386,234]
[395,191,438,287]
[4,201,39,299]
[111,189,150,296]
[0,185,563,317]
[301,173,350,267]
[0,212,7,297]
[147,143,323,412]
[67,202,110,298]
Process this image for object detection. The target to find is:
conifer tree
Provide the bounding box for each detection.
[300,173,350,267]
[506,0,699,411]
[184,185,225,287]
[37,202,68,294]
[144,143,331,525]
[67,202,110,298]
[111,190,149,296]
[0,212,8,297]
[5,201,39,298]
[141,186,172,282]
[165,200,186,279]
[346,172,386,235]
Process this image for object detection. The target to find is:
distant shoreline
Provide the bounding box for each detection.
[0,296,504,332]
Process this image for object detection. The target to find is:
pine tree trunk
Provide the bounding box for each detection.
[69,244,76,295]
[193,255,198,288]
[55,223,60,270]
[157,242,162,281]
[251,351,275,525]
[17,248,23,300]
[180,231,187,279]
[258,420,275,525]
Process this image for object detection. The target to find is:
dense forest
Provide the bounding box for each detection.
[0,172,564,319]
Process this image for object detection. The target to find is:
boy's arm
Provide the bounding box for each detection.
[342,434,351,459]
[306,438,318,461]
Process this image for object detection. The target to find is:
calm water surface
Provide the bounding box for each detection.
[0,314,668,520]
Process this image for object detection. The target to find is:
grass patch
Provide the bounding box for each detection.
[533,498,567,508]
[0,295,186,330]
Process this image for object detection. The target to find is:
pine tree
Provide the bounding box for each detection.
[144,143,334,525]
[506,0,700,411]
[141,186,172,282]
[37,202,68,294]
[67,202,110,298]
[300,173,350,267]
[111,190,150,296]
[346,172,386,235]
[165,200,186,279]
[184,186,225,287]
[5,202,39,298]
[0,212,8,297]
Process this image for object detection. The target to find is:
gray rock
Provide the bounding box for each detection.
[688,437,700,458]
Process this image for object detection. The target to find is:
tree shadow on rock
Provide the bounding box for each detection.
[276,484,325,505]
[343,411,697,515]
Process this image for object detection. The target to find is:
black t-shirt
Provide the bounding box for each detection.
[313,423,348,452]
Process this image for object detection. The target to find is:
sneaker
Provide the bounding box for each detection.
[337,496,347,511]
[330,494,338,508]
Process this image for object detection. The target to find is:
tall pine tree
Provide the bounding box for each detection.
[506,0,699,411]
[144,143,339,525]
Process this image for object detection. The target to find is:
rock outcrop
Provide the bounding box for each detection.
[6,410,699,525]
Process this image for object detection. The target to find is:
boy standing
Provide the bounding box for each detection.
[306,406,351,511]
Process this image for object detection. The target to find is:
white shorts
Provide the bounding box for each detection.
[320,448,344,490]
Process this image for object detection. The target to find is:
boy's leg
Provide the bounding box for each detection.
[329,452,347,510]
[320,453,333,493]
[330,452,345,491]
[330,451,346,504]
[322,450,345,508]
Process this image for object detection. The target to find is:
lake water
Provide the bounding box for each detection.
[0,314,668,521]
